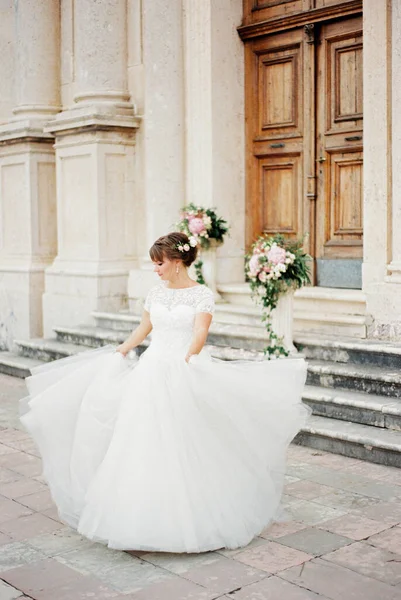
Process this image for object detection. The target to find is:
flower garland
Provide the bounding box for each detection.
[246,234,311,358]
[176,204,229,283]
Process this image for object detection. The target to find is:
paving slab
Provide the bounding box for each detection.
[282,499,347,526]
[324,540,401,586]
[367,525,401,555]
[119,576,219,600]
[0,579,26,600]
[312,489,381,511]
[260,520,307,540]
[180,557,269,595]
[354,501,401,525]
[277,527,352,556]
[139,549,222,574]
[279,557,401,600]
[0,512,63,542]
[221,575,330,599]
[318,513,393,541]
[232,541,312,574]
[0,558,84,594]
[0,541,46,573]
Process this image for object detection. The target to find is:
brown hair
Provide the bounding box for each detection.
[149,232,198,268]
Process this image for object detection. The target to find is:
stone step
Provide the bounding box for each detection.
[55,326,127,347]
[218,284,367,338]
[295,335,401,369]
[295,415,401,467]
[294,286,366,315]
[0,351,44,379]
[302,385,401,430]
[93,307,267,333]
[294,311,367,338]
[15,338,89,362]
[92,311,141,333]
[16,329,263,364]
[83,318,270,352]
[218,284,366,313]
[307,360,401,398]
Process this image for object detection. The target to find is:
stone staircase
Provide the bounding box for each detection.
[1,305,401,467]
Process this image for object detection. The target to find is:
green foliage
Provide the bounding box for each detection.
[194,260,206,285]
[245,233,311,358]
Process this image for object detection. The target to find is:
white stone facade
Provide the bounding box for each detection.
[0,0,399,346]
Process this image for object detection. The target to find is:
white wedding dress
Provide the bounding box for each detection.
[20,282,310,553]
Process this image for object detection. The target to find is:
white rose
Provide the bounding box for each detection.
[189,236,197,247]
[178,245,183,251]
[183,244,190,251]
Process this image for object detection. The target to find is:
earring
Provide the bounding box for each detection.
[176,264,180,275]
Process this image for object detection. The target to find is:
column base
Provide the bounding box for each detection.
[42,107,139,337]
[0,262,51,349]
[365,280,401,340]
[43,261,135,338]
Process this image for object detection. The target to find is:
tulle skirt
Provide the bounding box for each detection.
[20,345,310,553]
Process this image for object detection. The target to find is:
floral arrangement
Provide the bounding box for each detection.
[176,203,229,284]
[176,203,229,250]
[246,233,311,358]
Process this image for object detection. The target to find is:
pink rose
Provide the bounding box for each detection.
[188,217,206,235]
[258,271,267,283]
[267,245,286,265]
[249,254,261,276]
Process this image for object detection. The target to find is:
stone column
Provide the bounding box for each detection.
[388,0,401,284]
[363,0,401,339]
[127,0,186,303]
[183,0,245,285]
[43,0,139,337]
[0,0,60,346]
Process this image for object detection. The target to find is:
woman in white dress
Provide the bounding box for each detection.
[20,232,310,553]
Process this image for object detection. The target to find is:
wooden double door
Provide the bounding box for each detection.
[245,15,363,288]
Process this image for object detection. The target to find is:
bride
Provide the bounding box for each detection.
[20,231,310,553]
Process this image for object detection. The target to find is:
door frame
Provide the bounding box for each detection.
[240,1,363,286]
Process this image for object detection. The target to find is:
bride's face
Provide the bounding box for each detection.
[153,256,180,281]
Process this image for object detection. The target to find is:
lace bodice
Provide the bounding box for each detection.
[143,283,215,358]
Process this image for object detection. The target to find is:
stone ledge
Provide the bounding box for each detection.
[0,351,43,378]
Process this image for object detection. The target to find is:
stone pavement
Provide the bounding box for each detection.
[0,374,401,600]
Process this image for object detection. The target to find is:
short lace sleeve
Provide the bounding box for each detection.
[195,287,215,315]
[144,287,155,312]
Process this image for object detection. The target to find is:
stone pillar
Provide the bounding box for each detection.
[363,0,401,340]
[0,0,16,123]
[388,0,401,284]
[127,0,186,302]
[183,0,245,284]
[0,0,59,347]
[43,0,139,337]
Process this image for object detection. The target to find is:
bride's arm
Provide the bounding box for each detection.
[185,312,213,363]
[116,310,152,356]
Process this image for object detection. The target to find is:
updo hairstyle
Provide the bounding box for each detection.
[149,232,198,268]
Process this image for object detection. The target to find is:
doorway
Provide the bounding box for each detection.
[245,14,363,288]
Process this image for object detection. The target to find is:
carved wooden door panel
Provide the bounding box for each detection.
[245,28,305,247]
[315,17,363,288]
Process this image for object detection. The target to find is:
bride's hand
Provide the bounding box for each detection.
[185,354,196,364]
[116,344,130,357]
